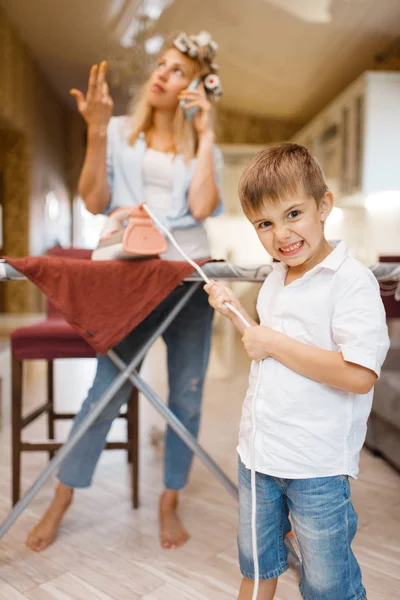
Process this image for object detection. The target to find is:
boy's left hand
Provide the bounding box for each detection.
[242,326,279,361]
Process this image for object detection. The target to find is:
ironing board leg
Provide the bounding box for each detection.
[108,350,239,500]
[0,283,201,539]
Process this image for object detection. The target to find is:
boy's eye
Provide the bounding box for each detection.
[288,210,301,219]
[174,67,184,77]
[157,62,166,70]
[258,221,272,230]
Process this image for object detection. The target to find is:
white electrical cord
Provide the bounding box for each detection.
[142,204,250,329]
[249,366,262,600]
[143,203,261,600]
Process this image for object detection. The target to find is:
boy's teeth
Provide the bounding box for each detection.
[281,241,302,252]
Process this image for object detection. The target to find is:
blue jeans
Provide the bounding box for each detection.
[238,458,366,600]
[57,284,214,491]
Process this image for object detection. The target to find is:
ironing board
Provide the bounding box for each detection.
[0,257,399,556]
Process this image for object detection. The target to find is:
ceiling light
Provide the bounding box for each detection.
[108,0,175,95]
[144,35,164,55]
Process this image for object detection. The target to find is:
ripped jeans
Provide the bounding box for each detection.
[57,283,214,491]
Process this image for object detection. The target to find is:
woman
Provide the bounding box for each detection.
[26,31,224,552]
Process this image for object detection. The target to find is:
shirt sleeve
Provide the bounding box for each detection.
[332,269,390,377]
[211,145,224,217]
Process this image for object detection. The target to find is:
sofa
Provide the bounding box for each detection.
[365,256,400,472]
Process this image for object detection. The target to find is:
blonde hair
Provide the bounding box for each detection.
[239,143,329,213]
[126,35,217,162]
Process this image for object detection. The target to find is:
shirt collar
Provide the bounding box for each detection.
[318,240,348,271]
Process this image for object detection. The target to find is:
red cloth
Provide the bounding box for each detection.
[5,255,208,354]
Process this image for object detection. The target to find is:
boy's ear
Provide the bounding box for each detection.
[319,191,334,223]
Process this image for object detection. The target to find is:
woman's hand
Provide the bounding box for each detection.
[179,83,213,137]
[70,61,113,130]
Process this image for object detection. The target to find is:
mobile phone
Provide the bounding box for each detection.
[180,77,202,122]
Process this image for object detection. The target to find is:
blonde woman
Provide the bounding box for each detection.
[27,32,224,552]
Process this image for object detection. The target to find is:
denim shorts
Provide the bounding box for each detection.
[238,458,366,600]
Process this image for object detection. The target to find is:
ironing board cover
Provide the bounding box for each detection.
[5,255,209,354]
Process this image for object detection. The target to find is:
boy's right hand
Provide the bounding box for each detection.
[70,61,113,130]
[204,280,242,319]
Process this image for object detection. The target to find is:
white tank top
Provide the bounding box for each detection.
[142,148,211,261]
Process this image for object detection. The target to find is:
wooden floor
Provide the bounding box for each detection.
[0,324,399,599]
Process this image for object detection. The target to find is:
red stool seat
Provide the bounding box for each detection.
[11,319,96,361]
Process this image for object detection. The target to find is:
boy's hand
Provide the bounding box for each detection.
[242,326,280,361]
[204,280,242,319]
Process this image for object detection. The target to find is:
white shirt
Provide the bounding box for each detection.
[237,242,390,479]
[142,148,211,261]
[142,148,174,218]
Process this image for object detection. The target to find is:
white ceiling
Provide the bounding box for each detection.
[2,0,400,123]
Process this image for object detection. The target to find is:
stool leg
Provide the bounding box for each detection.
[47,360,55,460]
[127,400,132,465]
[128,388,139,509]
[11,355,23,506]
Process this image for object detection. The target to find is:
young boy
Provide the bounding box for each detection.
[205,143,390,600]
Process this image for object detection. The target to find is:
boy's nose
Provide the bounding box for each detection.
[274,226,291,243]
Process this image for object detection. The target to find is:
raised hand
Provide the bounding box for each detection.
[70,61,113,129]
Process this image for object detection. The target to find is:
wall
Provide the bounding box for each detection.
[326,207,400,264]
[217,107,300,144]
[374,37,400,73]
[0,7,74,312]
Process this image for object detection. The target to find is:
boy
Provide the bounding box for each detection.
[205,143,389,600]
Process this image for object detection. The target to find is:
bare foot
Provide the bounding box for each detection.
[26,484,73,552]
[159,489,189,549]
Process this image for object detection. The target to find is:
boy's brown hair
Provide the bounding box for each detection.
[238,142,328,213]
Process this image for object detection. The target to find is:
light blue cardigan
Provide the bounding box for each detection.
[105,116,224,227]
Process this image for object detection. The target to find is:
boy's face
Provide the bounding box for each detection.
[246,191,333,269]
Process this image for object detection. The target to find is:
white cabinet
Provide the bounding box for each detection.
[293,72,400,205]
